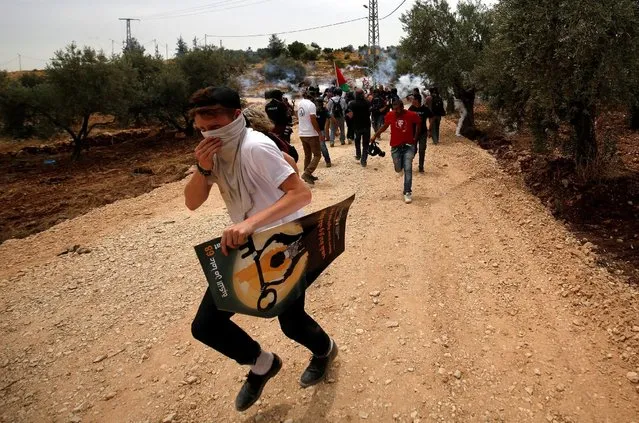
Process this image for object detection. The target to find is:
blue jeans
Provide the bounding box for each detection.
[320,130,331,164]
[391,144,415,194]
[330,117,346,144]
[372,114,385,132]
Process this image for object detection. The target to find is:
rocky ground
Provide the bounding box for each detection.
[1,120,638,423]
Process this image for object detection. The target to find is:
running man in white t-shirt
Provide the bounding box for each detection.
[184,87,337,412]
[296,90,324,185]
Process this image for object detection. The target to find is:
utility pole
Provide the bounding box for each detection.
[109,39,116,56]
[366,0,380,86]
[220,39,223,48]
[17,54,22,71]
[165,43,169,61]
[204,34,208,47]
[118,17,140,50]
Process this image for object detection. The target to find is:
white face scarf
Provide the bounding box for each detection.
[201,114,253,223]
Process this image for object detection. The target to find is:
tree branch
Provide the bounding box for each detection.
[37,109,78,141]
[87,117,116,136]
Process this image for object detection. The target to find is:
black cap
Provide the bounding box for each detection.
[189,86,241,110]
[270,89,283,100]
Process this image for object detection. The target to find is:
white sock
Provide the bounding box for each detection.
[251,351,274,376]
[320,338,334,358]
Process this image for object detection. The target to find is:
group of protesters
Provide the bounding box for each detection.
[264,83,448,204]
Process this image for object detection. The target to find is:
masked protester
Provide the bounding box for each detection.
[185,87,338,412]
[371,99,422,204]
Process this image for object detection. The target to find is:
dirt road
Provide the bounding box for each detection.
[1,120,638,423]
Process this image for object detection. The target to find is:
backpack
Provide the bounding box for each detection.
[266,132,299,163]
[331,99,344,118]
[432,95,446,116]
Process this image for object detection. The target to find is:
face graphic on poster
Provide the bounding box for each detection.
[232,222,309,312]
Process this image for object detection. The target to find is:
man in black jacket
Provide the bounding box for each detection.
[370,89,388,134]
[347,88,372,167]
[408,94,433,173]
[265,89,290,142]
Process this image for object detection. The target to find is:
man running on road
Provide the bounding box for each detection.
[185,86,337,412]
[371,99,422,204]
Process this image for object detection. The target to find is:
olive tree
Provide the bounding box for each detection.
[400,0,492,137]
[487,0,639,164]
[31,44,132,157]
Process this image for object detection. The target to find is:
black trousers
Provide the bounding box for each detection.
[354,129,371,164]
[191,289,331,365]
[346,117,355,140]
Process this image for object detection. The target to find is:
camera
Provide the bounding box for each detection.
[368,141,386,157]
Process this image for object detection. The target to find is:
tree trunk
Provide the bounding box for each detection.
[630,100,639,130]
[446,94,455,115]
[458,89,476,139]
[570,104,597,165]
[185,122,195,137]
[72,136,83,159]
[72,115,91,160]
[182,114,195,137]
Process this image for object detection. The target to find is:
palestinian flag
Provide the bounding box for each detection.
[335,63,350,92]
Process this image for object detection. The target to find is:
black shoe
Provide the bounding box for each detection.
[326,162,332,168]
[355,156,361,161]
[419,168,425,173]
[235,354,282,412]
[300,340,338,388]
[310,175,319,181]
[361,162,367,168]
[302,174,315,185]
[340,142,346,145]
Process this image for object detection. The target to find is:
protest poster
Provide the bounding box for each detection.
[194,194,355,318]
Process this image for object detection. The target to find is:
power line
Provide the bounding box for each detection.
[206,16,368,38]
[380,0,408,20]
[0,56,18,67]
[205,0,409,38]
[139,0,262,19]
[21,55,48,62]
[143,0,275,20]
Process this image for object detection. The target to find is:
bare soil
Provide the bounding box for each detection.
[1,120,637,423]
[0,130,196,243]
[474,108,639,285]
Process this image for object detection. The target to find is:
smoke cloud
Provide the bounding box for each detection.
[372,52,396,87]
[395,74,431,99]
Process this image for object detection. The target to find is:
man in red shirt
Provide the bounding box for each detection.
[371,99,422,203]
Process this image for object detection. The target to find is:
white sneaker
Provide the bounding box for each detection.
[404,193,412,204]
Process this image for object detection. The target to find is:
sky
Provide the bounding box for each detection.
[0,0,476,72]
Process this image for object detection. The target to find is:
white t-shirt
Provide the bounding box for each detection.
[209,129,303,232]
[297,99,319,137]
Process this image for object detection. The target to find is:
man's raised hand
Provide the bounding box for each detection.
[195,137,222,170]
